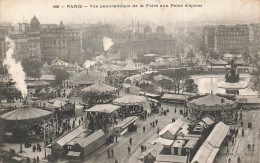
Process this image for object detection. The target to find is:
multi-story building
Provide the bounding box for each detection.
[8,30,29,61]
[203,26,216,50]
[126,26,176,59]
[215,25,249,54]
[40,21,81,63]
[0,26,9,68]
[249,23,260,53]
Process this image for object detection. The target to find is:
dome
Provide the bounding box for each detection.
[30,15,40,30]
[59,20,65,29]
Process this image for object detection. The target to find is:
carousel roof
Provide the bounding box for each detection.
[113,95,146,106]
[69,71,104,85]
[0,106,52,121]
[189,94,235,106]
[81,81,117,93]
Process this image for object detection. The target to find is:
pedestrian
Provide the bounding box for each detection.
[36,156,39,163]
[129,137,132,145]
[33,157,36,163]
[115,135,118,143]
[111,148,114,157]
[152,121,155,127]
[128,146,131,155]
[252,144,255,151]
[174,108,176,113]
[26,157,30,163]
[228,158,231,163]
[155,119,158,125]
[150,122,152,127]
[242,128,244,137]
[172,118,174,123]
[115,159,118,163]
[107,149,110,159]
[247,144,251,151]
[241,121,243,127]
[143,126,145,132]
[157,128,160,135]
[237,156,240,163]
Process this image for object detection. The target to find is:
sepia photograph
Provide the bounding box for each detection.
[0,0,259,162]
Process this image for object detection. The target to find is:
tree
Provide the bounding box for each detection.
[52,69,70,84]
[161,68,190,94]
[184,78,198,94]
[251,75,260,97]
[21,60,43,78]
[187,49,195,63]
[209,51,219,60]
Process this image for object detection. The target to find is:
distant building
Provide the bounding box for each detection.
[203,26,216,50]
[0,26,10,68]
[40,21,81,63]
[249,23,260,53]
[8,30,29,61]
[215,24,249,54]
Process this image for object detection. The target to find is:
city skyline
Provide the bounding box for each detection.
[1,0,260,30]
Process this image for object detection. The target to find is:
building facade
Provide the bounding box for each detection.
[40,21,81,63]
[215,25,249,54]
[203,26,216,50]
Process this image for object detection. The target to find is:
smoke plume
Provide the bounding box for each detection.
[3,37,28,98]
[83,60,91,69]
[103,37,114,51]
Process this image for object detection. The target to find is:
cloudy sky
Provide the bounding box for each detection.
[0,0,260,27]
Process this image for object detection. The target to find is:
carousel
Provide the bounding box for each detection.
[113,95,149,117]
[80,80,118,107]
[186,94,238,123]
[0,100,54,143]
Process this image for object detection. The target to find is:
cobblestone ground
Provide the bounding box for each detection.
[84,104,185,163]
[216,109,260,163]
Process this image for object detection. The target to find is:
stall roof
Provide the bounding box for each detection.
[86,104,121,113]
[153,137,174,147]
[159,119,186,136]
[161,94,186,100]
[75,104,84,110]
[206,122,230,148]
[40,75,55,81]
[172,140,185,148]
[52,100,68,108]
[184,139,198,149]
[139,92,161,98]
[191,143,214,163]
[156,155,187,163]
[76,129,105,148]
[114,116,138,128]
[191,122,230,163]
[143,143,164,158]
[48,98,69,104]
[202,117,215,126]
[81,81,117,93]
[56,125,84,147]
[67,151,81,157]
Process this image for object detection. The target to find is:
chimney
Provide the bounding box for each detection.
[132,20,133,33]
[138,22,139,34]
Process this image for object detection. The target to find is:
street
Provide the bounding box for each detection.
[84,104,185,163]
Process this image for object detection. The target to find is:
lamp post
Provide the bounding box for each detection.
[43,120,47,158]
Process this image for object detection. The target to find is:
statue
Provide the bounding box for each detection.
[225,59,239,83]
